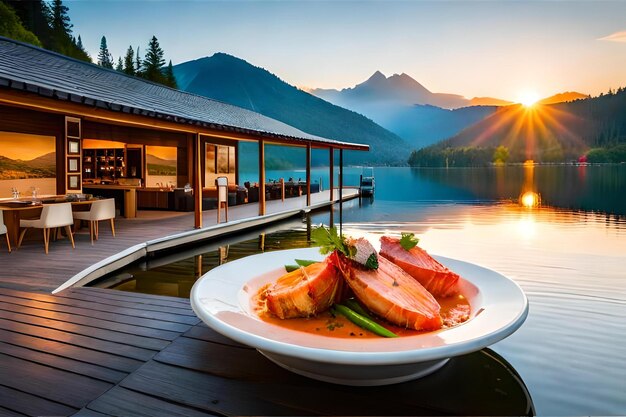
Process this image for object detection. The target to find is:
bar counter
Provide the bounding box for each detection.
[82,184,138,218]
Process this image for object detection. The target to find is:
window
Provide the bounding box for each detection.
[205,142,236,186]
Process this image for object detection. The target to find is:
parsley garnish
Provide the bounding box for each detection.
[400,232,419,251]
[311,225,354,257]
[365,253,379,270]
[311,226,377,270]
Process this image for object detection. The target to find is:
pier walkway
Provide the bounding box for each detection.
[0,189,357,293]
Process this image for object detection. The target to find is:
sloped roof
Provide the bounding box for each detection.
[0,37,367,150]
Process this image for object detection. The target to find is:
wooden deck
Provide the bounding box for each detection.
[0,286,198,416]
[0,286,533,416]
[0,188,535,416]
[0,189,357,294]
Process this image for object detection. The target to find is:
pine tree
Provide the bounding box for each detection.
[75,34,90,60]
[135,46,142,75]
[123,45,135,75]
[143,35,165,83]
[97,35,113,68]
[49,0,71,54]
[7,0,55,47]
[76,34,84,51]
[6,0,89,62]
[115,57,123,72]
[164,60,178,89]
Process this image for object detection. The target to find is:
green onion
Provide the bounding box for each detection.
[285,259,318,272]
[295,259,318,267]
[332,303,398,338]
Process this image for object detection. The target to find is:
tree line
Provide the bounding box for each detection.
[97,35,177,88]
[0,0,177,88]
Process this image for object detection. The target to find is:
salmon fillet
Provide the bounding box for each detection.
[380,236,459,297]
[332,252,442,331]
[265,260,342,319]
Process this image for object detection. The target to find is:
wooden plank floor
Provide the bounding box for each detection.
[0,189,356,293]
[81,324,533,416]
[0,287,199,416]
[0,286,533,416]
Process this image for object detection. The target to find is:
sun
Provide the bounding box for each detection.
[517,91,540,108]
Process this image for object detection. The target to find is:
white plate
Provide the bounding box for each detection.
[190,247,528,386]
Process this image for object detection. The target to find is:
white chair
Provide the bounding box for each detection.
[216,176,228,223]
[18,203,75,254]
[0,211,11,253]
[73,198,116,244]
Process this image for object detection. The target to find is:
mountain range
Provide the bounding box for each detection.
[310,71,588,149]
[312,71,481,110]
[0,152,56,180]
[173,54,409,166]
[311,71,504,148]
[172,52,603,166]
[537,92,589,105]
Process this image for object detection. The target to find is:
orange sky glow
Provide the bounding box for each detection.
[0,132,55,160]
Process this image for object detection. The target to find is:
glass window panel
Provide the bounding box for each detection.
[229,146,236,174]
[217,145,229,174]
[206,145,216,174]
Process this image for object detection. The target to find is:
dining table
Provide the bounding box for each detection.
[0,196,94,246]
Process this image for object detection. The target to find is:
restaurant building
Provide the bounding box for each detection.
[0,36,368,231]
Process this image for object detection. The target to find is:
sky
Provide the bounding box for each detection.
[0,132,55,160]
[68,1,626,101]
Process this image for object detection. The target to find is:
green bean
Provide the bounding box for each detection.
[344,298,374,320]
[333,303,398,338]
[295,259,318,267]
[285,259,318,272]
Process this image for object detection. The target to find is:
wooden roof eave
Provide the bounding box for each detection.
[0,81,369,153]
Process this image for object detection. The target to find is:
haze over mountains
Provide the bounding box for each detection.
[311,71,508,110]
[172,52,600,166]
[310,71,589,149]
[311,71,508,148]
[537,92,589,105]
[173,53,409,166]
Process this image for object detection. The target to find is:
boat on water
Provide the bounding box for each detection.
[360,167,375,197]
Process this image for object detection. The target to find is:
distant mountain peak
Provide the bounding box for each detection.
[538,91,589,105]
[368,70,386,81]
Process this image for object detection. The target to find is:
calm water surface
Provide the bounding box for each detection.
[99,166,626,415]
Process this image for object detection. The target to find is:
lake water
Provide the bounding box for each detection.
[97,165,626,415]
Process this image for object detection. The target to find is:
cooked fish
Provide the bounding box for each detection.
[265,260,342,319]
[332,251,442,331]
[380,236,459,297]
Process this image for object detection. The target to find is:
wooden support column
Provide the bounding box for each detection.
[259,139,266,216]
[339,149,343,235]
[194,133,202,229]
[306,143,311,207]
[329,148,334,202]
[187,134,194,187]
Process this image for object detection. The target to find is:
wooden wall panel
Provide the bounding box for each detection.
[82,121,186,147]
[0,105,63,137]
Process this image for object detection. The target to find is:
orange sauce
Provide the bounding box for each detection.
[255,290,470,338]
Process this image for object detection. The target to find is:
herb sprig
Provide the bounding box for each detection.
[311,226,378,270]
[400,232,420,251]
[311,226,355,257]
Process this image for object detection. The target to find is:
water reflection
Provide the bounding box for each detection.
[408,165,626,215]
[94,190,626,414]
